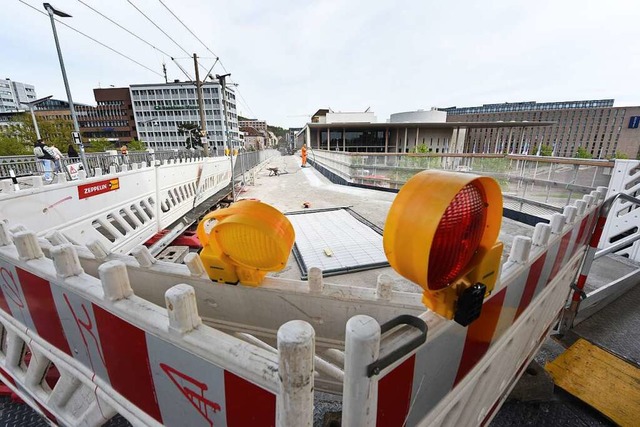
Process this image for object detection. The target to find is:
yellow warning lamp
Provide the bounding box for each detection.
[383,171,503,326]
[197,200,295,286]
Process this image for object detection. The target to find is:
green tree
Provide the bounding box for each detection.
[0,135,31,156]
[128,139,146,151]
[415,143,428,154]
[85,138,114,153]
[11,113,74,150]
[613,151,629,160]
[177,123,202,149]
[532,144,553,156]
[575,147,592,159]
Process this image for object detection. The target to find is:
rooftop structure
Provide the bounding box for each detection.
[130,81,239,152]
[238,118,267,131]
[311,108,377,124]
[438,99,640,158]
[297,108,552,154]
[439,99,615,115]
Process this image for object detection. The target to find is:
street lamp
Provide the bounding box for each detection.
[43,2,88,173]
[21,95,52,140]
[140,118,158,150]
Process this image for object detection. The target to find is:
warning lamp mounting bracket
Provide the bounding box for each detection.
[454,283,487,326]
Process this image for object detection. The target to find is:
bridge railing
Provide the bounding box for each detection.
[309,149,614,212]
[0,149,279,182]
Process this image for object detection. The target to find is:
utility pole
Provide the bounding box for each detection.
[217,73,234,201]
[162,62,168,83]
[193,53,209,156]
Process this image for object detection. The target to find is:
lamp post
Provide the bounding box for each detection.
[21,95,52,140]
[43,2,88,173]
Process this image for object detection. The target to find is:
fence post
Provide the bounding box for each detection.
[342,315,381,426]
[277,320,315,427]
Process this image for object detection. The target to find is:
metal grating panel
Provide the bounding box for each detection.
[287,208,389,279]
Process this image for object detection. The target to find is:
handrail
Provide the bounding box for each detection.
[560,191,640,334]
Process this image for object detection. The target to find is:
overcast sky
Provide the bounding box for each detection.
[3,0,639,128]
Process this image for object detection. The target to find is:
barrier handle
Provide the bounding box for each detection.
[366,315,427,377]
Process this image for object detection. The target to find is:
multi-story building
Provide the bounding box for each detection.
[296,108,551,154]
[130,81,239,152]
[78,88,137,144]
[0,78,37,112]
[238,119,267,132]
[240,126,265,150]
[439,99,640,159]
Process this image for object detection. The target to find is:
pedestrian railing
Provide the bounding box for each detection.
[309,149,614,212]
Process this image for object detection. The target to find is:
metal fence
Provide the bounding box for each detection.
[310,149,614,213]
[0,149,278,182]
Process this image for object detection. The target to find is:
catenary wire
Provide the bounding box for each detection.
[75,0,174,58]
[151,0,258,118]
[157,0,218,60]
[18,0,163,77]
[126,0,191,57]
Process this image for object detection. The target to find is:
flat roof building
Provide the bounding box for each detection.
[238,119,267,132]
[296,109,552,154]
[130,81,239,152]
[438,99,640,159]
[78,88,137,144]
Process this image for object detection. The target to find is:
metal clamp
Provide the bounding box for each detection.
[570,283,587,300]
[367,315,427,377]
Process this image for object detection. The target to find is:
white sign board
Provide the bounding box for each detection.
[66,163,82,180]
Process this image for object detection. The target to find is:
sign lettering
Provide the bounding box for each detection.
[78,178,120,199]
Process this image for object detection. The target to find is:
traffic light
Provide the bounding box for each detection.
[197,200,295,285]
[383,171,503,325]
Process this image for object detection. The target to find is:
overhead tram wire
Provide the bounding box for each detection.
[75,0,173,58]
[75,0,201,83]
[127,0,214,78]
[153,0,259,118]
[18,0,163,78]
[127,0,191,57]
[157,0,218,60]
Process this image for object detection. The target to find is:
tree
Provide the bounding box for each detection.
[575,147,592,159]
[0,135,31,156]
[128,139,146,151]
[532,144,553,156]
[415,143,428,154]
[85,138,114,153]
[613,151,629,160]
[177,123,203,149]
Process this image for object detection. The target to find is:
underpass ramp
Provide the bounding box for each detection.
[545,338,640,427]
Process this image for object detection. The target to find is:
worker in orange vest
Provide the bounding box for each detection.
[301,143,308,167]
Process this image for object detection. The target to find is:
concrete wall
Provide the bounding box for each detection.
[325,112,376,124]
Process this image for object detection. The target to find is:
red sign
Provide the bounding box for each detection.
[78,178,120,199]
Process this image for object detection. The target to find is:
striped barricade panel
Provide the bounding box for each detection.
[0,257,276,426]
[375,203,600,427]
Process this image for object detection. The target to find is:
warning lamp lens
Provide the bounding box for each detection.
[428,182,487,290]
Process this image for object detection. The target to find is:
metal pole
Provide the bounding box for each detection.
[193,53,210,157]
[217,73,234,201]
[45,5,88,173]
[29,105,41,140]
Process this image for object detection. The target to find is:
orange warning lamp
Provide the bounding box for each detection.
[197,200,295,286]
[384,170,503,326]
